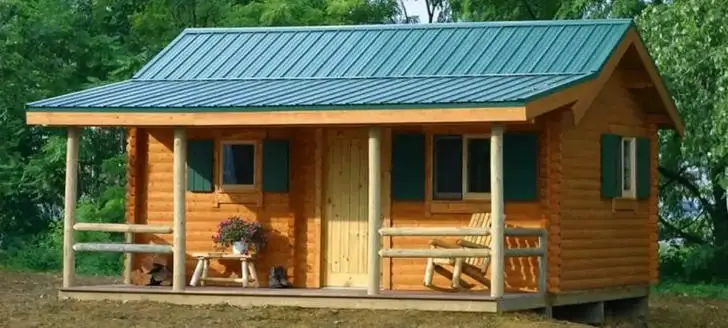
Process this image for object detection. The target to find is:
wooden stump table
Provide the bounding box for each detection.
[189,252,259,288]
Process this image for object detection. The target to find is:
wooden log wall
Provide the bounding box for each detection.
[556,68,657,291]
[124,105,658,293]
[128,127,318,287]
[543,109,564,293]
[387,124,548,293]
[126,124,548,292]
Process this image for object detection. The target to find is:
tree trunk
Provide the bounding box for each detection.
[712,168,728,247]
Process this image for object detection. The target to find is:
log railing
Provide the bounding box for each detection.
[378,226,548,298]
[71,223,174,284]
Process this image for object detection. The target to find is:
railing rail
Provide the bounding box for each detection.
[72,223,174,284]
[73,223,173,234]
[379,227,490,236]
[72,243,173,253]
[378,226,548,297]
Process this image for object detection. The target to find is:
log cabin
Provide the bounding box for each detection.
[24,18,683,320]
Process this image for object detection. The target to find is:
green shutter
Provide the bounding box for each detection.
[503,132,539,201]
[601,134,621,198]
[636,137,651,199]
[187,139,214,192]
[391,132,425,201]
[262,139,290,193]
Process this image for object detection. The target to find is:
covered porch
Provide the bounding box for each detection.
[57,122,549,309]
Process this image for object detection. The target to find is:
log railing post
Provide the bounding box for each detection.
[490,124,505,298]
[173,128,187,292]
[123,232,133,285]
[538,233,548,295]
[368,126,382,295]
[63,127,80,288]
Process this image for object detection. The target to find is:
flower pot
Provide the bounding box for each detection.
[232,241,247,255]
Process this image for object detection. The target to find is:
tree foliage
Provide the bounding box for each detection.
[636,0,728,281]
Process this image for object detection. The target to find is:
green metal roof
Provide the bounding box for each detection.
[27,19,633,112]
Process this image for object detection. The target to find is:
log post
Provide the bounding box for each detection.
[123,232,132,284]
[173,128,187,292]
[367,126,382,295]
[63,127,80,288]
[538,234,548,294]
[490,124,505,298]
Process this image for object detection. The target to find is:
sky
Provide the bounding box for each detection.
[401,0,430,24]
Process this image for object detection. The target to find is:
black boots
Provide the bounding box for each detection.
[268,265,292,288]
[145,263,170,286]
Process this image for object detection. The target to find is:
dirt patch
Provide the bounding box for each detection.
[0,270,726,328]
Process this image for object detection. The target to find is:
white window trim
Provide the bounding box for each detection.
[462,134,492,200]
[219,140,257,192]
[621,137,637,199]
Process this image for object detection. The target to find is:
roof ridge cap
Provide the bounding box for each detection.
[131,72,591,82]
[181,19,634,34]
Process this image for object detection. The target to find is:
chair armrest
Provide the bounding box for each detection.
[457,240,489,249]
[429,239,460,249]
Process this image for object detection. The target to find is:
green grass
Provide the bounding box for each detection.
[653,281,728,300]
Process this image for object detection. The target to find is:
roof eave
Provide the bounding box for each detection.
[523,25,685,137]
[25,105,529,127]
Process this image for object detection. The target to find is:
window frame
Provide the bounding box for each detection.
[218,140,257,192]
[620,136,637,199]
[431,133,492,201]
[462,134,492,200]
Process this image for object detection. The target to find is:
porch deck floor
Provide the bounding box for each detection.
[59,284,548,313]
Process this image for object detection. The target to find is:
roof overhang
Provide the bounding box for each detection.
[523,26,684,136]
[25,106,528,126]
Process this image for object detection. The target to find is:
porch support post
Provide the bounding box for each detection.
[63,127,80,288]
[367,126,382,295]
[490,124,505,298]
[173,127,187,292]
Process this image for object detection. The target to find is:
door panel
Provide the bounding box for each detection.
[324,129,368,288]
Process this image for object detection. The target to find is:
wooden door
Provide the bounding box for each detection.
[323,129,369,288]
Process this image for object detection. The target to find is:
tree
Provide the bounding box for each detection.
[637,0,728,280]
[444,0,652,21]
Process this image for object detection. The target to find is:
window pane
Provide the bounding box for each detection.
[467,138,490,193]
[433,135,462,199]
[222,143,255,185]
[622,139,631,191]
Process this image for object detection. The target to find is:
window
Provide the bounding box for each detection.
[220,141,256,191]
[621,137,636,198]
[433,134,491,200]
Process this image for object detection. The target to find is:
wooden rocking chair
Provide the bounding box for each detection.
[423,212,492,289]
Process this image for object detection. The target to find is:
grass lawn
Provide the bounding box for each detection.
[2,269,728,328]
[653,281,728,300]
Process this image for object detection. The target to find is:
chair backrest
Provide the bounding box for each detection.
[462,212,492,269]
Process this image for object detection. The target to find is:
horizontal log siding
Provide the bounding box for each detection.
[125,123,554,291]
[292,128,321,288]
[544,109,564,292]
[557,70,655,291]
[388,123,548,293]
[130,127,307,287]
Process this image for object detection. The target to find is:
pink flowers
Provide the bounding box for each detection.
[212,216,266,248]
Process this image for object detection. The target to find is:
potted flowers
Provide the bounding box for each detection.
[212,216,266,255]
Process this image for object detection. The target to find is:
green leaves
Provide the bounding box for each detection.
[638,0,728,249]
